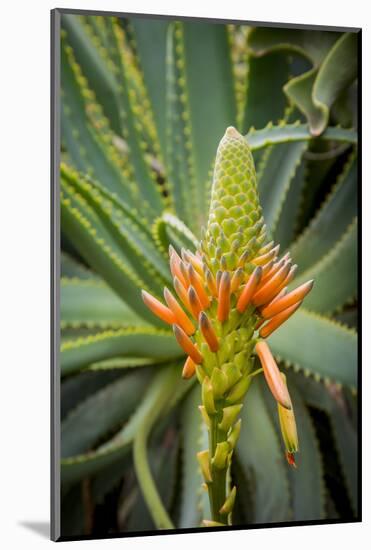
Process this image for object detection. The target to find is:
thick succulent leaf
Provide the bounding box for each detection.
[329,394,358,515]
[152,212,199,258]
[61,278,145,329]
[290,33,358,136]
[237,381,291,523]
[61,252,97,280]
[61,328,183,375]
[61,369,152,457]
[182,21,236,221]
[100,17,166,216]
[292,372,358,514]
[287,35,357,136]
[166,21,236,231]
[258,141,308,235]
[131,18,169,155]
[247,27,340,65]
[262,377,325,521]
[294,143,349,235]
[245,123,357,151]
[288,383,325,521]
[294,218,357,314]
[247,28,356,134]
[178,384,209,528]
[61,14,122,136]
[61,365,180,485]
[242,52,289,133]
[273,160,307,250]
[62,165,170,292]
[269,308,357,387]
[61,33,138,208]
[61,186,161,324]
[334,307,358,331]
[290,153,357,271]
[61,370,123,420]
[86,356,167,371]
[165,22,195,227]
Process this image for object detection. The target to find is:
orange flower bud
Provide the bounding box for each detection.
[164,287,195,335]
[217,271,231,322]
[188,264,210,308]
[141,290,176,325]
[252,244,280,266]
[173,324,203,364]
[260,258,285,283]
[261,280,314,319]
[182,355,196,379]
[252,261,291,307]
[199,311,219,352]
[173,276,192,312]
[236,266,262,313]
[169,252,188,288]
[277,373,299,466]
[205,268,218,298]
[259,300,303,338]
[188,285,204,319]
[255,341,291,409]
[230,268,244,293]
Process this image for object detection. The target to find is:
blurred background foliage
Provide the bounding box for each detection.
[59,13,358,538]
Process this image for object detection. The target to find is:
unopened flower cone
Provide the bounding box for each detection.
[142,126,313,525]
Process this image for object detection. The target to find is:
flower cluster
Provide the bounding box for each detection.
[142,127,313,524]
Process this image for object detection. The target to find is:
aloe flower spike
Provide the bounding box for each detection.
[141,126,313,525]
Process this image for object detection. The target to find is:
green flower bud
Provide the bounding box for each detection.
[202,520,225,527]
[226,375,252,404]
[227,419,242,449]
[219,486,237,515]
[218,404,243,432]
[197,450,212,483]
[211,368,229,399]
[202,376,216,415]
[222,362,241,389]
[198,405,211,428]
[212,441,230,469]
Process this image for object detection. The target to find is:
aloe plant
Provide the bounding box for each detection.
[59,13,358,536]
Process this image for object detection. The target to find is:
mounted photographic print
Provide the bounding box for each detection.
[51,8,361,542]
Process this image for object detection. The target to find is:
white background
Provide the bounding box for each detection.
[0,0,368,548]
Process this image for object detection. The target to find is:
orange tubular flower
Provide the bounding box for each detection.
[259,301,303,338]
[252,261,291,307]
[255,341,292,410]
[173,324,203,364]
[199,311,219,352]
[217,271,231,322]
[236,266,262,313]
[182,355,197,379]
[188,264,210,308]
[188,286,204,319]
[261,280,314,319]
[164,287,195,335]
[141,290,176,325]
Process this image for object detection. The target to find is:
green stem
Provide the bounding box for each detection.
[207,407,228,524]
[133,366,178,530]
